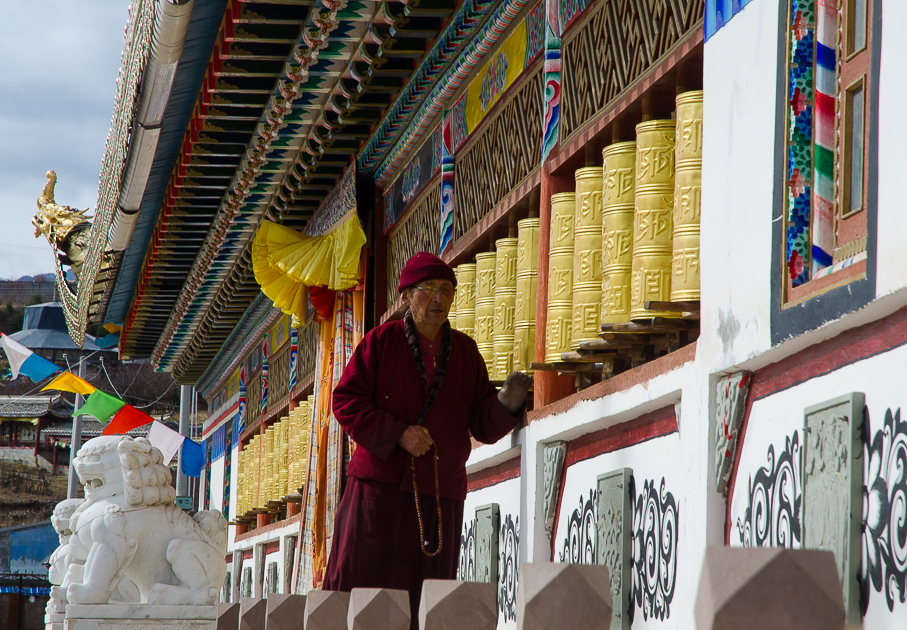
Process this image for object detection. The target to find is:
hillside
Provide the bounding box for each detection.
[0,461,71,528]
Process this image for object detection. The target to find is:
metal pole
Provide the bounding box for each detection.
[67,356,85,499]
[176,384,192,496]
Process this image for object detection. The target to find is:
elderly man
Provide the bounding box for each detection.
[323,251,530,624]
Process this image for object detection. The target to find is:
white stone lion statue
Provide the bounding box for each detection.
[47,498,83,615]
[61,435,227,606]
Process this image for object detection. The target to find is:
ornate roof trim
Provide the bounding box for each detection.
[195,293,282,400]
[52,0,158,348]
[144,0,371,371]
[358,0,531,183]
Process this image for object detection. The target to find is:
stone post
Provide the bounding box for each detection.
[517,563,612,630]
[348,588,410,630]
[265,593,306,630]
[694,547,845,630]
[419,580,496,630]
[239,597,267,630]
[305,590,350,630]
[217,602,241,630]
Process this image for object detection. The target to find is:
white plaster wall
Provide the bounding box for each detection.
[554,432,692,628]
[874,0,907,299]
[229,519,299,598]
[730,343,907,628]
[209,457,224,515]
[241,557,254,596]
[511,359,691,567]
[700,0,779,371]
[462,476,522,629]
[464,348,719,628]
[265,550,282,594]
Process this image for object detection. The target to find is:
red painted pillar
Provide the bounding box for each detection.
[534,162,576,408]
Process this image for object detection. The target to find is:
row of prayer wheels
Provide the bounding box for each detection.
[236,394,313,516]
[545,90,702,360]
[449,217,540,379]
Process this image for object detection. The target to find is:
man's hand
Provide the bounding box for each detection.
[398,425,434,457]
[498,371,532,414]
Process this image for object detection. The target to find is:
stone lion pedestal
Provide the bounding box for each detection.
[49,436,228,630]
[64,605,216,630]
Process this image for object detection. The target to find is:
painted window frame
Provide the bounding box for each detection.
[770,0,880,344]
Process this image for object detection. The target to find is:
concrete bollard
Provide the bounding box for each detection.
[517,563,612,630]
[695,547,845,630]
[216,602,241,630]
[266,593,307,630]
[348,588,410,630]
[305,590,351,630]
[240,598,268,630]
[419,580,497,630]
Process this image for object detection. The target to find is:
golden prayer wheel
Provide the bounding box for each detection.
[675,90,704,164]
[601,141,636,324]
[474,253,497,373]
[241,446,249,514]
[278,419,289,498]
[454,264,477,339]
[264,427,275,504]
[448,271,458,330]
[236,451,245,514]
[250,435,260,510]
[300,395,313,489]
[513,218,540,373]
[671,90,703,301]
[631,120,676,320]
[492,238,518,380]
[292,402,308,491]
[572,167,604,347]
[292,406,301,489]
[544,192,576,362]
[244,438,252,512]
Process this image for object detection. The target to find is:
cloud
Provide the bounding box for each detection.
[0,1,129,280]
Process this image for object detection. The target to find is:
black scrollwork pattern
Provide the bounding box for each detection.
[559,491,597,564]
[499,514,519,622]
[862,408,907,613]
[735,431,802,549]
[630,477,678,622]
[458,517,476,582]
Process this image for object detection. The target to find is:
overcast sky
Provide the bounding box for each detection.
[0,1,129,280]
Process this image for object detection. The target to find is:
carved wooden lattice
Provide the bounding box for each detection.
[246,370,262,428]
[387,181,443,307]
[454,67,543,243]
[270,346,290,404]
[560,0,704,141]
[297,322,318,385]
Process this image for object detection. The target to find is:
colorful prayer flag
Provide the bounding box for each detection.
[180,438,205,477]
[42,371,96,396]
[102,405,154,436]
[78,389,126,423]
[147,421,185,466]
[0,334,62,382]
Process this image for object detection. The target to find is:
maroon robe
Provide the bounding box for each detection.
[323,318,519,625]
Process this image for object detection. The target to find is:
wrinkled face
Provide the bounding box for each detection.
[402,278,454,328]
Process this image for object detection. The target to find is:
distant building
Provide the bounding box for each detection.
[7,302,113,364]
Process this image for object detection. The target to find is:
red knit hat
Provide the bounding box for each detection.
[398,252,457,293]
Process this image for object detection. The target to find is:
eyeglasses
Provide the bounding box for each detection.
[414,284,455,299]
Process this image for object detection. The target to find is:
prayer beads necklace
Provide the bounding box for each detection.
[410,445,442,558]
